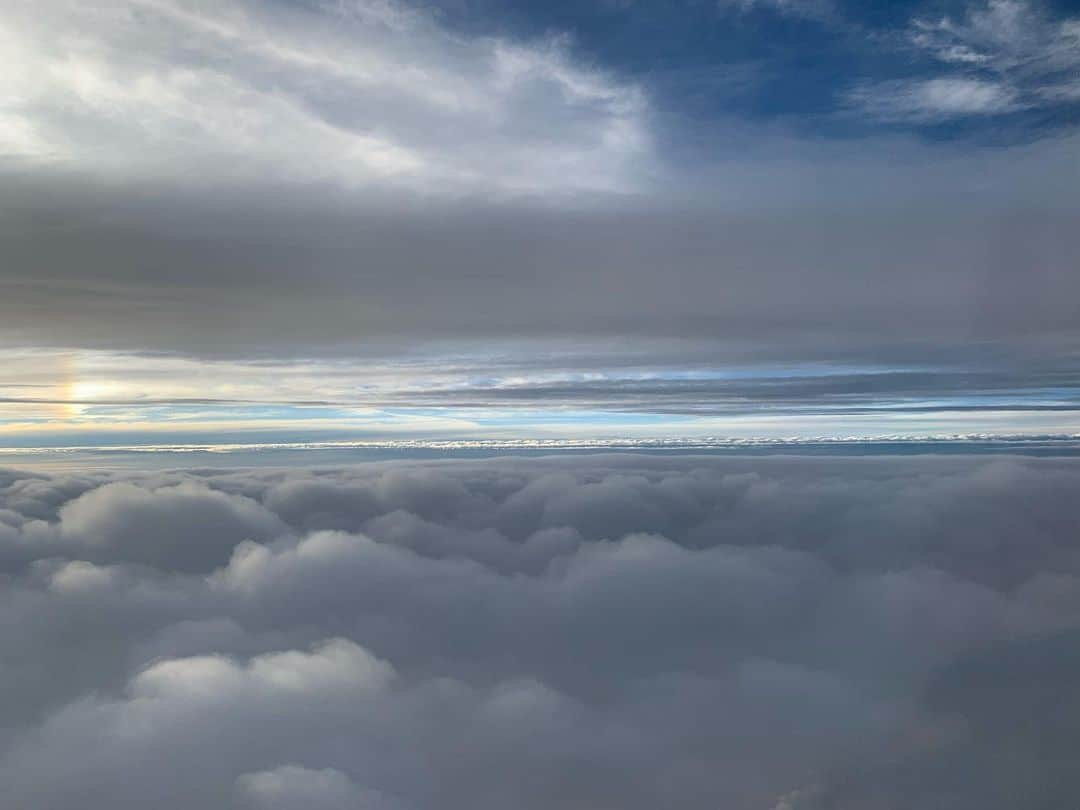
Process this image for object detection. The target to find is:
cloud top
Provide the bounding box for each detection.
[0,454,1079,807]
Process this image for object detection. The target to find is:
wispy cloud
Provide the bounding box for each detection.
[910,0,1080,78]
[0,0,649,193]
[720,0,833,20]
[849,77,1022,121]
[849,0,1080,123]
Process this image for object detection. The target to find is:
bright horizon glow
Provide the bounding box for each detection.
[0,347,1076,449]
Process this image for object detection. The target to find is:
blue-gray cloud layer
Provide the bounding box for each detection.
[1,454,1080,808]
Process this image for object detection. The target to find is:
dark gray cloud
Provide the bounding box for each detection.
[1,160,1078,361]
[371,362,1080,415]
[1,454,1079,808]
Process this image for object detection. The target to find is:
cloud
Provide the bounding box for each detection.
[0,454,1079,807]
[852,0,1080,123]
[132,637,395,700]
[910,0,1080,80]
[237,765,400,810]
[2,152,1079,363]
[720,0,832,20]
[0,0,648,193]
[849,77,1022,120]
[57,481,288,571]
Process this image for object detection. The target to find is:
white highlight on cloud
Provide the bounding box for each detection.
[48,559,117,594]
[0,0,650,193]
[237,765,397,810]
[133,638,395,701]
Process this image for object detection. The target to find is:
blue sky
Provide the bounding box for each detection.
[430,0,1080,140]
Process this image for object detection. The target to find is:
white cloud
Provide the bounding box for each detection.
[910,0,1080,76]
[848,1,1080,123]
[849,76,1022,121]
[132,638,395,701]
[0,0,650,193]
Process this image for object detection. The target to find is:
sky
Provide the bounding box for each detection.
[5,5,1080,808]
[1,0,1079,449]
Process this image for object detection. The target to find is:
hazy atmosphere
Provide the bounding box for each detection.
[2,0,1079,807]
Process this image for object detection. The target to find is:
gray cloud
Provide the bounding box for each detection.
[1,156,1078,362]
[369,363,1080,415]
[57,480,288,571]
[1,454,1080,807]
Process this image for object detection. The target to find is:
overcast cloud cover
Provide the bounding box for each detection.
[0,454,1078,808]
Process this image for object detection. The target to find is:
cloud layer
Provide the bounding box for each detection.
[1,454,1080,808]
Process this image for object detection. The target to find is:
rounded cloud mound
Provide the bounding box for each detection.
[58,481,288,572]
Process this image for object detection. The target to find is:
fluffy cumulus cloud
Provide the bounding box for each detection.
[0,454,1079,808]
